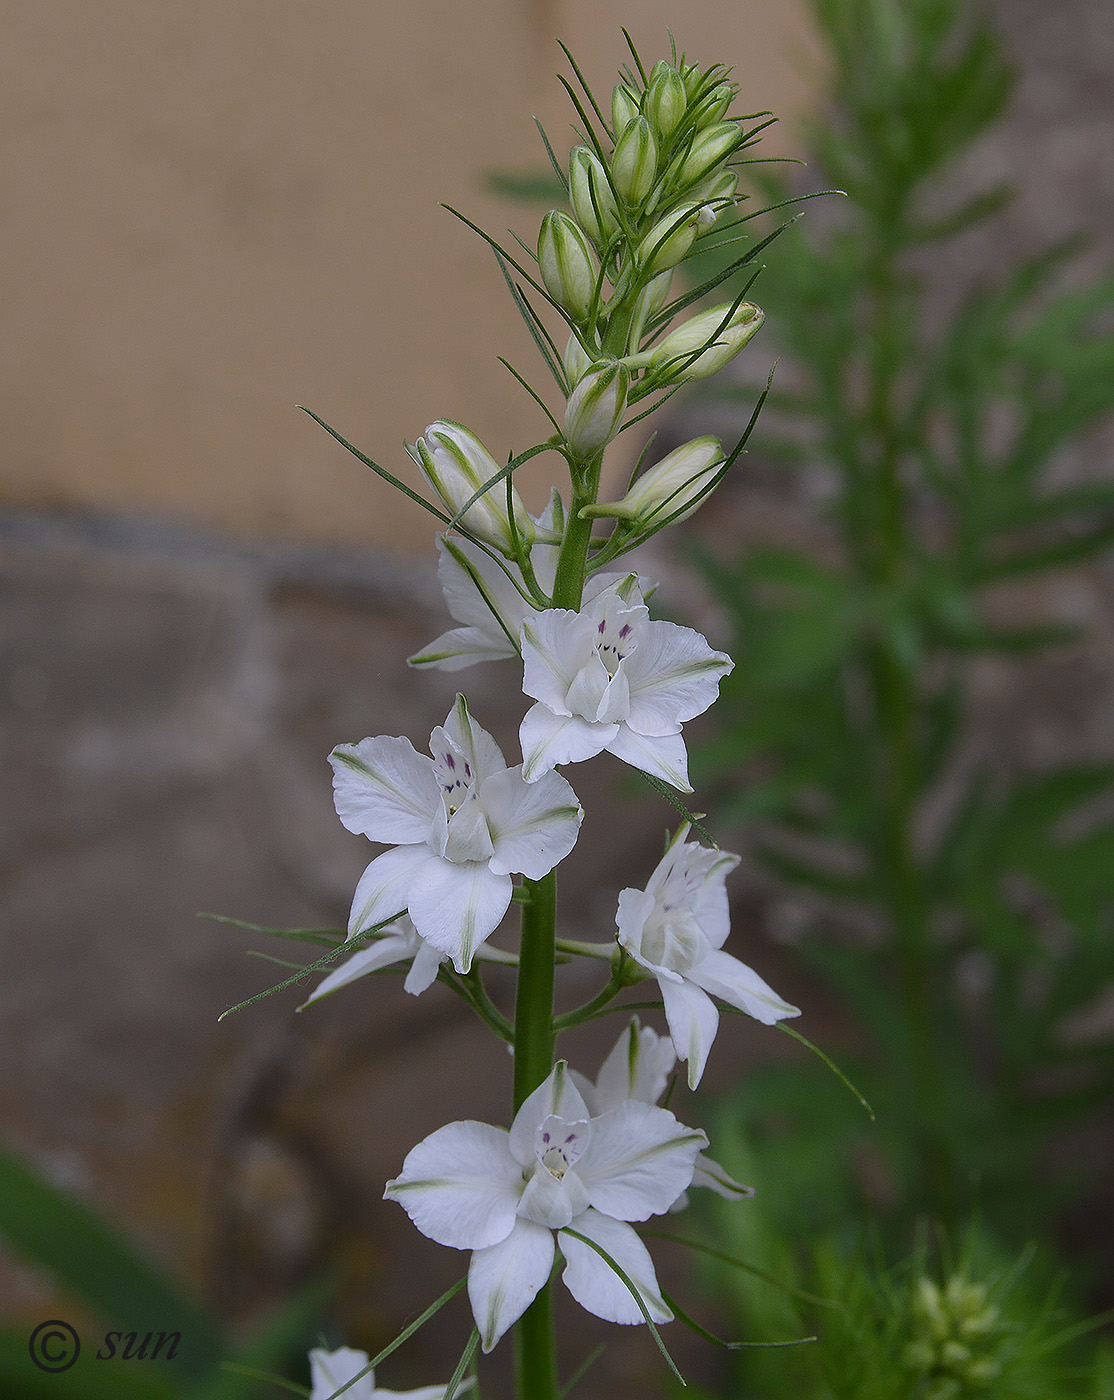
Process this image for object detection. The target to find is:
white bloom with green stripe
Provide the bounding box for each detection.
[384,1062,706,1353]
[330,696,581,973]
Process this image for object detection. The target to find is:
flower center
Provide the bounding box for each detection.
[436,747,474,815]
[536,1116,586,1180]
[596,616,635,677]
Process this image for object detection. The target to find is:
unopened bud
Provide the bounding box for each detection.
[629,270,674,342]
[644,65,687,139]
[688,168,738,208]
[675,120,744,189]
[611,82,641,139]
[650,302,764,379]
[637,204,701,276]
[538,210,598,323]
[681,62,704,100]
[697,82,735,126]
[417,420,533,553]
[600,436,725,525]
[569,146,620,247]
[611,116,658,208]
[562,333,592,388]
[564,361,629,457]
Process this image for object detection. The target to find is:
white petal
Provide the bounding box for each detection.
[606,724,692,791]
[516,1163,590,1229]
[691,1152,754,1201]
[407,858,512,973]
[615,887,681,979]
[384,1120,521,1250]
[577,1102,705,1221]
[439,694,507,784]
[509,1063,591,1167]
[593,1019,676,1111]
[623,619,733,736]
[330,737,441,841]
[565,655,615,723]
[520,704,614,782]
[482,765,582,879]
[299,930,415,1009]
[558,1209,672,1326]
[403,939,445,995]
[521,610,597,713]
[468,1218,555,1354]
[310,1347,374,1400]
[687,949,800,1025]
[441,793,496,865]
[660,977,720,1088]
[348,846,432,938]
[374,1385,475,1400]
[437,534,528,632]
[409,625,516,671]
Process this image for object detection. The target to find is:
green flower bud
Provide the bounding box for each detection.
[650,301,764,379]
[611,82,640,139]
[637,204,701,276]
[417,420,533,553]
[644,65,686,138]
[675,120,744,189]
[564,360,629,457]
[538,209,598,323]
[597,436,724,525]
[569,146,620,247]
[697,82,735,126]
[688,168,739,209]
[562,332,592,388]
[681,62,704,100]
[611,116,658,208]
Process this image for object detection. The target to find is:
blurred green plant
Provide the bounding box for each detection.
[686,0,1114,1243]
[674,1111,1114,1400]
[0,1144,324,1399]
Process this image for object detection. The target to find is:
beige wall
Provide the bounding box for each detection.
[0,1,813,551]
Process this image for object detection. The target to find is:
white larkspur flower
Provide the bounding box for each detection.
[384,1062,706,1353]
[298,915,518,1010]
[572,1018,754,1207]
[519,577,733,790]
[308,1345,470,1400]
[409,492,655,672]
[616,826,800,1088]
[330,695,582,974]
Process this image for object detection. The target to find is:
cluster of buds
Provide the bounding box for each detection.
[532,52,765,485]
[901,1274,1005,1396]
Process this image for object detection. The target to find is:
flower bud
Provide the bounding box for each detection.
[675,121,744,189]
[629,269,674,340]
[650,302,764,380]
[611,116,657,208]
[687,168,738,208]
[637,204,701,277]
[602,436,725,525]
[681,62,704,100]
[697,82,735,126]
[417,420,534,552]
[538,210,598,323]
[644,65,686,139]
[562,333,592,388]
[563,361,629,457]
[611,82,641,139]
[568,146,620,247]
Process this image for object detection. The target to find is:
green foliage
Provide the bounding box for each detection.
[689,0,1114,1244]
[684,1111,1113,1399]
[0,1144,324,1399]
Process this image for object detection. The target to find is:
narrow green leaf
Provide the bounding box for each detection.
[297,407,449,524]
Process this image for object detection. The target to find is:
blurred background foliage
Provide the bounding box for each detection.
[675,0,1114,1393]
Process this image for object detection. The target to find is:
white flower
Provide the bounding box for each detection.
[414,420,533,556]
[572,1018,754,1206]
[519,577,733,790]
[299,914,519,1009]
[330,696,582,974]
[616,827,800,1087]
[384,1062,706,1353]
[309,1345,469,1400]
[409,493,655,672]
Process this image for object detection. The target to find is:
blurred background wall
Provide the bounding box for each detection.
[0,0,812,547]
